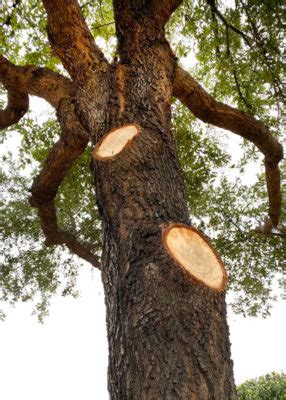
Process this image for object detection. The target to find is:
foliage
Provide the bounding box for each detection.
[169,0,284,121]
[237,372,286,399]
[0,0,285,319]
[1,117,102,321]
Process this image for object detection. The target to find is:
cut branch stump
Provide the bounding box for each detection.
[163,223,227,291]
[93,124,140,160]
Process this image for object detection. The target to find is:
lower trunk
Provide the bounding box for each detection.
[103,239,236,399]
[93,122,236,399]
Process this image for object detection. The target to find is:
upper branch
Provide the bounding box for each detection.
[173,66,284,231]
[148,0,183,26]
[42,0,108,81]
[0,56,73,109]
[0,88,29,129]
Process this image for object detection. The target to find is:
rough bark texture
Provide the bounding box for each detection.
[2,0,283,398]
[42,0,108,81]
[0,87,28,129]
[89,4,236,398]
[29,99,101,269]
[0,56,73,108]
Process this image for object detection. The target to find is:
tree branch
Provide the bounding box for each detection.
[42,0,109,81]
[1,57,101,268]
[36,202,101,268]
[148,0,183,26]
[29,98,101,269]
[173,66,284,231]
[224,25,253,112]
[0,56,73,109]
[0,88,29,129]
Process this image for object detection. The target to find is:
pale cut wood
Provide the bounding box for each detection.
[163,224,227,291]
[93,124,140,160]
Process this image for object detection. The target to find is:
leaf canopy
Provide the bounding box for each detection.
[0,0,285,320]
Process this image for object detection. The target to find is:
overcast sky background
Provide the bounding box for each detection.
[1,74,285,399]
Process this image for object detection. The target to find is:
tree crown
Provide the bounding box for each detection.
[0,0,285,321]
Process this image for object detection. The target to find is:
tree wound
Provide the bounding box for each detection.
[93,124,140,160]
[163,224,227,291]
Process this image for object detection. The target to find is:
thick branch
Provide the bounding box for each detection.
[0,88,28,129]
[30,99,101,269]
[0,56,73,109]
[148,0,183,25]
[42,0,108,80]
[173,66,283,230]
[1,57,100,267]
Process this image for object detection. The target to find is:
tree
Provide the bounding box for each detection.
[0,0,284,398]
[237,372,286,399]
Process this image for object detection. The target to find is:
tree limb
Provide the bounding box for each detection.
[0,56,73,109]
[173,66,283,231]
[0,88,29,129]
[148,0,183,26]
[37,202,101,268]
[42,0,109,81]
[30,98,101,269]
[1,57,101,268]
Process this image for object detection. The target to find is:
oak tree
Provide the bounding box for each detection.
[1,0,285,398]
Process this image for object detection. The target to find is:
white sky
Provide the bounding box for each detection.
[1,91,285,399]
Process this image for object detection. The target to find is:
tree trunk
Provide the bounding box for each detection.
[89,18,236,398]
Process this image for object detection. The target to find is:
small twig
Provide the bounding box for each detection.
[206,0,253,48]
[92,21,115,30]
[224,25,253,112]
[4,0,21,26]
[238,0,284,100]
[232,68,253,112]
[0,88,29,129]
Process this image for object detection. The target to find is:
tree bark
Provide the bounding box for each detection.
[89,12,236,399]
